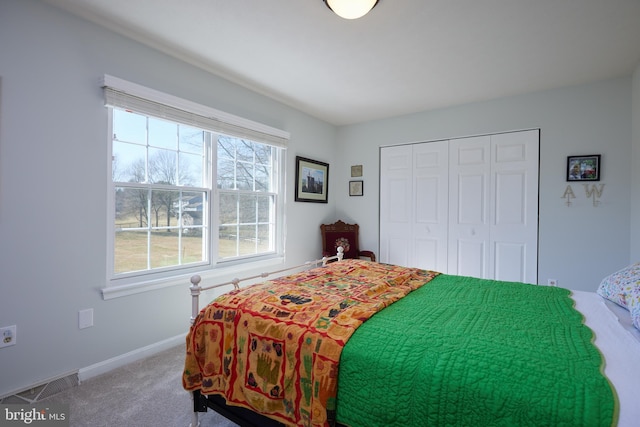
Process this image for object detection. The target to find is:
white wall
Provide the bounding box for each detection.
[334,78,633,291]
[0,0,337,396]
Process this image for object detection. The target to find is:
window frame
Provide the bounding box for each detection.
[102,76,289,298]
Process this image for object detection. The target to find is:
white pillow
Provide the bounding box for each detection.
[597,262,640,330]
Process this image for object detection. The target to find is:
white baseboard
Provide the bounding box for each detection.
[78,334,185,383]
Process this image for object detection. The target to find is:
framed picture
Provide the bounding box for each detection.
[349,180,363,196]
[567,155,601,181]
[295,156,329,203]
[350,165,363,177]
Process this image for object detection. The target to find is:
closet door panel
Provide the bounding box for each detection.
[379,145,413,265]
[414,238,440,271]
[494,171,526,224]
[494,241,526,282]
[415,176,439,221]
[448,136,491,277]
[413,141,448,271]
[388,178,410,222]
[490,130,539,283]
[454,239,486,278]
[386,237,411,267]
[457,174,487,224]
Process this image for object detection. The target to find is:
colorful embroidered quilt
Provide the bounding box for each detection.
[183,260,438,427]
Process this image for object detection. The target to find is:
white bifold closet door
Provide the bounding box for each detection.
[380,129,539,284]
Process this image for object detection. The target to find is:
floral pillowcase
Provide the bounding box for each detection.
[597,262,640,331]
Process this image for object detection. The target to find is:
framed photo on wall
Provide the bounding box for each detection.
[349,180,363,196]
[567,154,601,181]
[295,156,329,203]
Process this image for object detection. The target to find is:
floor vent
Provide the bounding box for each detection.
[0,373,79,404]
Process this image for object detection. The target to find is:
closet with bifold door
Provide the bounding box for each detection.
[379,129,539,284]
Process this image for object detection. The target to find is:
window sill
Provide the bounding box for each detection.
[101,257,286,300]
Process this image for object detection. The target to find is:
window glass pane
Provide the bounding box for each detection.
[148,148,177,185]
[255,146,272,192]
[236,140,254,163]
[239,195,256,223]
[113,141,147,183]
[254,144,272,165]
[218,137,235,160]
[254,166,270,192]
[180,152,203,187]
[179,126,204,154]
[179,191,206,266]
[219,193,238,225]
[236,162,253,190]
[150,230,179,268]
[114,230,149,273]
[113,186,210,274]
[219,226,238,258]
[115,187,149,229]
[180,192,205,229]
[113,110,146,144]
[182,233,204,264]
[217,158,235,189]
[257,224,272,252]
[148,117,177,149]
[150,189,180,228]
[257,195,272,222]
[238,225,257,256]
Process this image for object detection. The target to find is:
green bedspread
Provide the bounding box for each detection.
[336,274,617,427]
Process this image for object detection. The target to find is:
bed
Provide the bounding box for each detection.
[183,256,640,427]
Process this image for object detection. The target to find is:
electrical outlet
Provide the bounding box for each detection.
[547,279,558,287]
[0,325,17,348]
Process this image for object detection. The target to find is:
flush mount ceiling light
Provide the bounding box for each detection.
[323,0,379,20]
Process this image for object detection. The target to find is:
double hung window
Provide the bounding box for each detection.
[104,76,288,288]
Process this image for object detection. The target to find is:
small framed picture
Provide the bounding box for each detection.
[567,155,601,181]
[349,180,363,196]
[295,156,329,203]
[350,165,363,177]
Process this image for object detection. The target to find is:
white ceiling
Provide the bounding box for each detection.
[45,0,640,126]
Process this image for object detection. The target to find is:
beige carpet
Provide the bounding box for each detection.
[42,344,239,427]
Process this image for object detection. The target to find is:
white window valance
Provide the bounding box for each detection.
[102,75,290,147]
